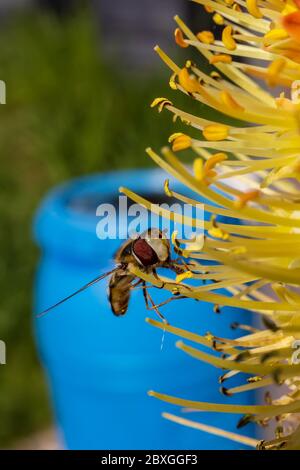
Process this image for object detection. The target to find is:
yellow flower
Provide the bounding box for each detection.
[122,0,300,450]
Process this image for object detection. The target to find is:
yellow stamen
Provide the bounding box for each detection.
[230,246,247,255]
[197,30,215,44]
[209,54,232,64]
[232,3,242,12]
[203,124,229,141]
[246,0,263,19]
[171,134,192,152]
[146,317,214,348]
[213,13,224,25]
[206,169,217,181]
[168,132,184,143]
[210,71,221,79]
[204,5,214,13]
[267,58,286,87]
[220,90,244,111]
[164,179,173,197]
[150,97,172,112]
[193,158,204,181]
[174,28,189,48]
[245,67,293,88]
[169,72,177,90]
[263,28,289,45]
[163,413,259,448]
[281,3,298,16]
[176,271,193,283]
[205,152,228,172]
[235,190,260,209]
[209,226,230,240]
[208,215,230,240]
[178,67,202,94]
[222,25,237,51]
[275,93,295,111]
[193,157,214,185]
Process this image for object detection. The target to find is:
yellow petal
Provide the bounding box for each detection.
[282,11,300,43]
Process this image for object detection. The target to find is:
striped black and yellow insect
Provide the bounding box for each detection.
[37,228,186,321]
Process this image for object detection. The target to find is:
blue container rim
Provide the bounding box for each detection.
[33,168,197,261]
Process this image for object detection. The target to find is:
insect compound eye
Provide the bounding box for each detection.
[144,228,170,263]
[132,238,158,267]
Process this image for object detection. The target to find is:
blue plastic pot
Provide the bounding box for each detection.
[33,168,254,450]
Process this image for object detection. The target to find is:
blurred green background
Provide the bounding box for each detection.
[0,0,219,445]
[0,6,184,446]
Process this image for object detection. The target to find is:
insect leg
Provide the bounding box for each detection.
[145,294,187,311]
[152,268,193,293]
[142,281,169,324]
[130,278,143,289]
[142,281,150,309]
[152,268,164,288]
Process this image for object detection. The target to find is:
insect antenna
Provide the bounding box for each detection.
[36,267,120,318]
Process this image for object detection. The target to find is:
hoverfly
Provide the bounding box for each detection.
[37,228,187,322]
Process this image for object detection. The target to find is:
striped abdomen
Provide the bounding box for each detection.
[108,270,135,316]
